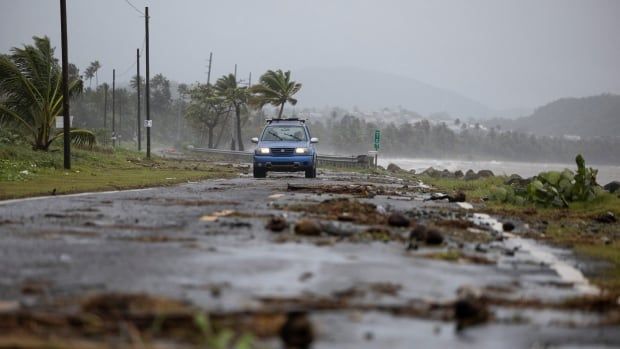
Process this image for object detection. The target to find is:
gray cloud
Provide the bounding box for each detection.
[1,0,619,110]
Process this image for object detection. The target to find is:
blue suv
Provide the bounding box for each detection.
[251,118,318,178]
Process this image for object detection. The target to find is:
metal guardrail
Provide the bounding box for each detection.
[188,147,372,168]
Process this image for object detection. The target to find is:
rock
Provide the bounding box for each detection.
[603,181,620,193]
[387,163,403,173]
[477,170,494,178]
[475,244,487,253]
[408,169,416,175]
[441,169,455,178]
[454,296,489,331]
[425,228,444,245]
[266,216,288,232]
[502,222,515,232]
[464,169,479,181]
[409,224,427,241]
[595,211,616,224]
[294,219,322,236]
[422,167,441,178]
[280,311,314,349]
[454,170,464,178]
[387,213,410,227]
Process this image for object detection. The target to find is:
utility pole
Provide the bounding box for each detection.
[60,0,70,169]
[206,52,212,85]
[145,6,151,159]
[136,48,141,151]
[103,84,108,145]
[234,63,237,79]
[112,69,116,147]
[118,91,122,147]
[248,72,252,87]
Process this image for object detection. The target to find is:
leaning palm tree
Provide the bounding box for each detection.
[84,65,95,90]
[215,73,249,150]
[0,36,95,150]
[249,69,301,119]
[90,60,101,88]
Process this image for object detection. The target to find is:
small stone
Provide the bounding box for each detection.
[406,242,418,251]
[449,192,466,203]
[425,228,444,245]
[294,219,322,236]
[454,297,489,331]
[266,216,288,232]
[502,222,515,232]
[595,211,616,224]
[475,244,487,253]
[388,213,410,227]
[409,224,427,241]
[280,311,314,349]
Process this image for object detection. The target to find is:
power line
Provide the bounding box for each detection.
[123,0,145,16]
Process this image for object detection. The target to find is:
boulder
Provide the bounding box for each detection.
[464,169,479,181]
[422,167,441,178]
[477,170,494,178]
[603,181,620,194]
[387,163,404,173]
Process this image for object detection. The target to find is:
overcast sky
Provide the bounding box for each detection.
[1,0,619,110]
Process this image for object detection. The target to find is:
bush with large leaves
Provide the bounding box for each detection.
[0,36,95,150]
[491,154,600,207]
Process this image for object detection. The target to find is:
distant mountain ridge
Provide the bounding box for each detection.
[294,66,495,118]
[487,94,620,138]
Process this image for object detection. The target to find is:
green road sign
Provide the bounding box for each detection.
[374,130,381,150]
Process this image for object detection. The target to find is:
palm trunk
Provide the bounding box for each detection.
[235,105,244,151]
[207,126,214,148]
[277,102,285,119]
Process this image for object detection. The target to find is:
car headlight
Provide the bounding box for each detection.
[295,147,309,154]
[258,147,270,154]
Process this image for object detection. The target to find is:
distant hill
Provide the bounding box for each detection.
[294,67,494,118]
[486,94,620,138]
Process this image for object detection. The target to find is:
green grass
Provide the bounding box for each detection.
[0,144,236,199]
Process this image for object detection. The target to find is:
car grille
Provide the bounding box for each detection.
[270,147,295,156]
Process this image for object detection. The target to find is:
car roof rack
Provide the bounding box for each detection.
[266,118,306,124]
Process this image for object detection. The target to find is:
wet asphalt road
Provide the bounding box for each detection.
[0,170,619,348]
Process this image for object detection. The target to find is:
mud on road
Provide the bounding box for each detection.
[0,169,619,348]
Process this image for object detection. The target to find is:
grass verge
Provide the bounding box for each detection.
[410,173,620,294]
[0,144,237,200]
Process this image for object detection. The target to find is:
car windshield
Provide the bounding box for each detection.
[261,126,307,141]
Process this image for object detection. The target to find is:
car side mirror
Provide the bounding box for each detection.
[310,137,319,144]
[251,137,259,144]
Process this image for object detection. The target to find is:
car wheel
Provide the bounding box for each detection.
[253,168,266,178]
[305,166,316,179]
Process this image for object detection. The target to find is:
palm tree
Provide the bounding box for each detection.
[215,73,249,150]
[250,70,301,119]
[0,36,95,150]
[84,65,95,90]
[91,60,101,88]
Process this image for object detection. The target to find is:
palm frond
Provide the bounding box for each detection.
[50,129,97,148]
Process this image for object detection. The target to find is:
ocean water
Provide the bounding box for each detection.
[378,158,620,184]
